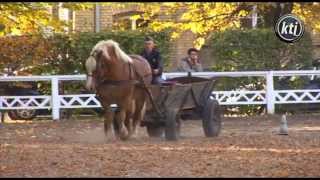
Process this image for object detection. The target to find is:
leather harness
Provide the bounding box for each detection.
[86,54,149,87]
[86,54,164,117]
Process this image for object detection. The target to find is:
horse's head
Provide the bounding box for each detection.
[85,40,133,91]
[85,52,97,92]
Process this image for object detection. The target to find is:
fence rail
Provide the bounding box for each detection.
[1,70,320,120]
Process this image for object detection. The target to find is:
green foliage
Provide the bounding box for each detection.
[210,28,313,72]
[0,30,171,96]
[125,2,320,47]
[0,2,93,36]
[0,35,54,72]
[12,29,171,76]
[70,30,171,73]
[31,34,77,75]
[208,28,314,115]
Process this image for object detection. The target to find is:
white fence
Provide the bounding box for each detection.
[1,70,320,120]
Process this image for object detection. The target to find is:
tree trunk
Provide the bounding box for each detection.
[262,3,293,28]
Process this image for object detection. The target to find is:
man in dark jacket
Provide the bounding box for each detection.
[140,36,164,84]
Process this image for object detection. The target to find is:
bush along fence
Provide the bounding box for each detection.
[0,30,171,76]
[207,28,314,115]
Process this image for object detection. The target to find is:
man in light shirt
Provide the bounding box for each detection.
[178,48,203,72]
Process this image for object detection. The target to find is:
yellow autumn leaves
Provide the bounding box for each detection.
[0,35,54,68]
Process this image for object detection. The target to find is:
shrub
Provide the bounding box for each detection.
[0,30,171,98]
[207,28,314,115]
[69,30,171,75]
[0,35,53,72]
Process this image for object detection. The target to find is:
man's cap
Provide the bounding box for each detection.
[144,36,154,42]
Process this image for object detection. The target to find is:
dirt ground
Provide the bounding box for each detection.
[1,113,320,177]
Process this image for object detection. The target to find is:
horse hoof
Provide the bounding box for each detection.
[128,131,137,139]
[118,135,128,141]
[119,132,131,141]
[119,133,131,141]
[117,127,127,140]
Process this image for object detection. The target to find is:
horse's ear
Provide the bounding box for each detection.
[107,45,118,60]
[96,50,104,60]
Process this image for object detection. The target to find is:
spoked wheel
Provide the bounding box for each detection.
[146,124,164,137]
[14,109,37,120]
[165,109,181,141]
[202,98,222,137]
[9,100,37,120]
[60,109,72,120]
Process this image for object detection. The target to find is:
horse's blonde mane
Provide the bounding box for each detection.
[91,39,133,63]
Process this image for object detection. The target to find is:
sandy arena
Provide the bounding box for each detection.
[1,114,320,177]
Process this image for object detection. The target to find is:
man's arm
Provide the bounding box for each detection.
[178,59,195,72]
[195,62,203,72]
[154,51,163,75]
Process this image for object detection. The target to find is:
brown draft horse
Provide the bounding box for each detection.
[85,40,152,140]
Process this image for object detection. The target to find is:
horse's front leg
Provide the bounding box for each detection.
[103,106,114,138]
[116,109,129,140]
[124,99,136,138]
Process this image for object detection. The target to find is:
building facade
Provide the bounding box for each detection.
[55,4,320,71]
[54,4,197,71]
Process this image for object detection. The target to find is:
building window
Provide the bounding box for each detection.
[49,3,74,33]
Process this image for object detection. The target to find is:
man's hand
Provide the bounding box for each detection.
[153,69,159,75]
[189,58,200,65]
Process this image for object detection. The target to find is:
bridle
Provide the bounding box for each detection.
[86,53,96,77]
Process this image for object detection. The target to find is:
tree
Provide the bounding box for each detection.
[136,2,250,48]
[119,2,320,48]
[1,2,320,73]
[0,3,95,73]
[0,2,93,36]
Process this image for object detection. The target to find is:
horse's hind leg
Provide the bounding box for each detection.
[132,100,147,137]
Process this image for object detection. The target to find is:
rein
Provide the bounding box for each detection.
[88,61,146,87]
[99,79,140,86]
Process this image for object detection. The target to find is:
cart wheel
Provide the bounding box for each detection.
[146,124,164,137]
[165,109,181,141]
[13,109,37,120]
[60,109,72,120]
[202,98,221,137]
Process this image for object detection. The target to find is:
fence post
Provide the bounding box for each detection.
[51,77,60,121]
[266,71,275,114]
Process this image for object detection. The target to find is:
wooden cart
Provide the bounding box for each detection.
[140,75,222,141]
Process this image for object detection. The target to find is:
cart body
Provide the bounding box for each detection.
[141,76,221,140]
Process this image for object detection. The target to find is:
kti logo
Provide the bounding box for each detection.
[275,14,304,43]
